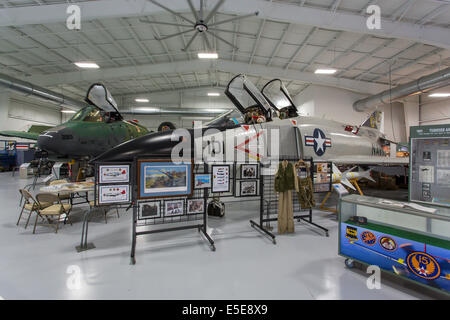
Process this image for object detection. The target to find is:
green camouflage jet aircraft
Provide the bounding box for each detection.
[0,84,150,160]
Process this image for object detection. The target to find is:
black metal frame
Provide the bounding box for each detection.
[130,159,215,265]
[250,158,329,244]
[77,161,133,253]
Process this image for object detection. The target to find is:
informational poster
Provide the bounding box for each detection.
[313,162,332,193]
[212,165,230,193]
[99,185,130,204]
[437,169,450,186]
[99,165,130,183]
[437,150,450,167]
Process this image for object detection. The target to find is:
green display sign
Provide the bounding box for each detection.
[410,124,450,139]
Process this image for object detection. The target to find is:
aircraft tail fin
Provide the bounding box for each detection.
[361,110,384,132]
[358,167,375,182]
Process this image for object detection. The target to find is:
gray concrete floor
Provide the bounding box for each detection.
[0,172,435,300]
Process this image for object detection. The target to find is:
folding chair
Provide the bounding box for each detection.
[34,193,72,234]
[89,201,120,224]
[17,189,52,228]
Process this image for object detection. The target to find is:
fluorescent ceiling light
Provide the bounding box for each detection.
[135,98,149,103]
[198,52,219,59]
[74,62,100,69]
[208,92,220,97]
[61,110,76,113]
[429,93,450,98]
[314,68,337,75]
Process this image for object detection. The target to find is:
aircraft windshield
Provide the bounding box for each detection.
[205,110,243,128]
[261,79,299,118]
[226,75,272,115]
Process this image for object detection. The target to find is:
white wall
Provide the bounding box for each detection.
[420,98,450,125]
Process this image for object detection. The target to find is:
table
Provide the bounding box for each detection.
[40,181,95,252]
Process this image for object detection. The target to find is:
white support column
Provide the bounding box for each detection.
[0,89,10,131]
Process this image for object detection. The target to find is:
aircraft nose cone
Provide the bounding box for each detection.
[37,130,61,154]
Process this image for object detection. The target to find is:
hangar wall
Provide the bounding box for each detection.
[420,98,450,125]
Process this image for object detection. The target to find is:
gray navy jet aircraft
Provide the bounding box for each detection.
[94,75,409,167]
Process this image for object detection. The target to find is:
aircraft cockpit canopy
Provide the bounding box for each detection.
[261,79,299,119]
[85,83,122,122]
[225,74,273,124]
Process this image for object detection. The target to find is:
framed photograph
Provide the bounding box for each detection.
[99,185,130,204]
[194,174,211,189]
[211,164,230,193]
[187,199,205,215]
[240,180,257,197]
[164,199,185,217]
[137,159,193,199]
[99,165,130,183]
[138,201,161,220]
[241,164,258,179]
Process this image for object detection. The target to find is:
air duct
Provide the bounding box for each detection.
[0,73,87,110]
[353,67,450,112]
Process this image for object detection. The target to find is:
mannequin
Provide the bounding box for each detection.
[274,160,295,234]
[294,160,316,209]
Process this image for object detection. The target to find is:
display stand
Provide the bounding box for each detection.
[250,158,330,244]
[77,161,133,253]
[130,160,214,264]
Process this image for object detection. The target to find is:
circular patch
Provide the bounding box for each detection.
[379,236,397,252]
[361,231,376,246]
[406,252,441,280]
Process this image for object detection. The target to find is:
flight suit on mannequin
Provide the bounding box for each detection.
[274,160,295,234]
[294,160,316,209]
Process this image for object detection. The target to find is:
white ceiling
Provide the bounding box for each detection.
[0,0,449,104]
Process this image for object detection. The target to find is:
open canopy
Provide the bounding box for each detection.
[85,83,120,114]
[225,74,273,121]
[261,79,298,118]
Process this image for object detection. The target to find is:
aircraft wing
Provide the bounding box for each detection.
[0,130,40,140]
[328,155,409,165]
[0,125,53,141]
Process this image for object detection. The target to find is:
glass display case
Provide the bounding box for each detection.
[339,194,450,295]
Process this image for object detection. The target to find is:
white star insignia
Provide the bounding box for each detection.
[315,132,326,153]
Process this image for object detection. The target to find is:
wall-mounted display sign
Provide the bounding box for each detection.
[211,164,230,193]
[99,165,130,184]
[410,125,450,207]
[99,185,130,204]
[137,160,193,199]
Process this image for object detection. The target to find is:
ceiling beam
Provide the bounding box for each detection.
[22,59,389,94]
[1,0,449,49]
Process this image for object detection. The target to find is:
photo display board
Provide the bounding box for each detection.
[96,163,132,205]
[313,161,332,193]
[410,125,450,207]
[137,159,193,200]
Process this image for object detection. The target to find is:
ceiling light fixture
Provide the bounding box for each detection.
[198,52,219,59]
[315,68,337,75]
[429,93,450,98]
[61,110,76,113]
[74,62,100,69]
[207,92,220,97]
[135,98,150,103]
